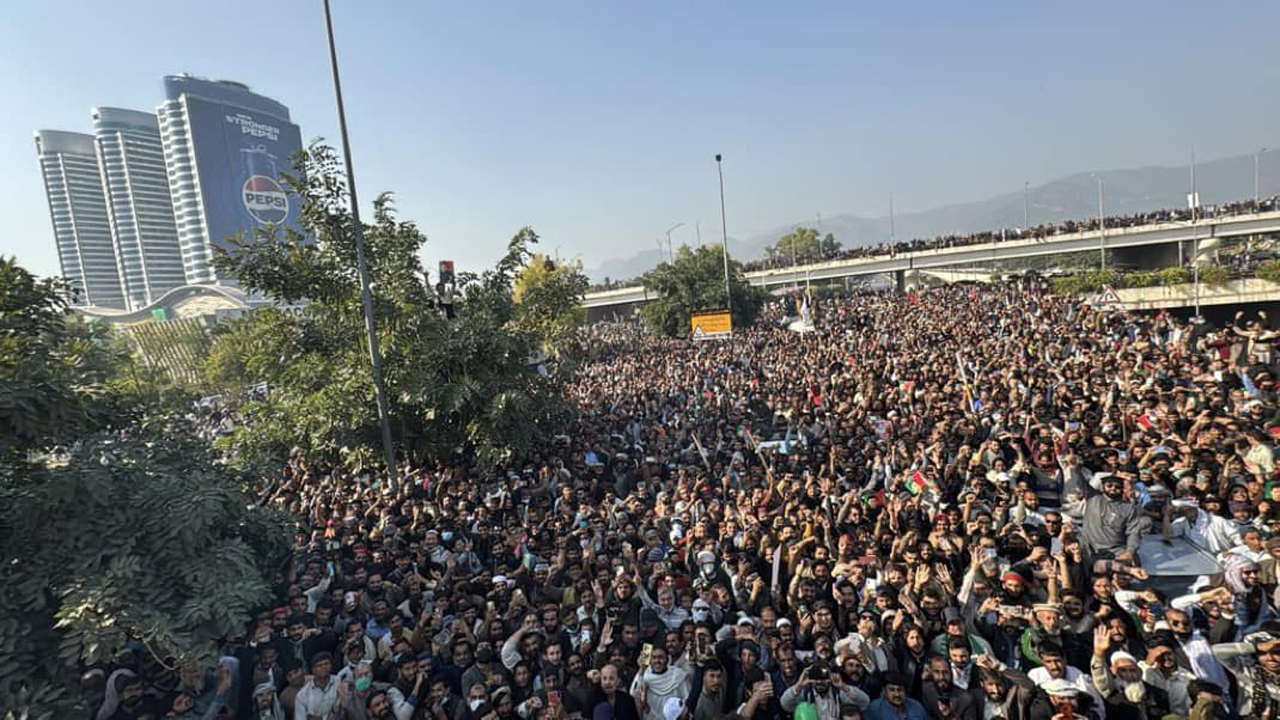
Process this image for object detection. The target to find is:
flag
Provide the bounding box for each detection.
[907,470,929,496]
[900,380,915,395]
[1136,414,1153,431]
[905,292,920,305]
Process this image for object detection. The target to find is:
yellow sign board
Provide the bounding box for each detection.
[691,310,732,340]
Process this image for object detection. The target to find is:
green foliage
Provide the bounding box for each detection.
[765,227,840,265]
[1197,265,1232,287]
[210,143,573,470]
[1156,266,1192,286]
[0,419,292,717]
[640,244,768,337]
[1121,270,1162,289]
[1258,259,1280,284]
[512,251,589,358]
[1048,268,1121,295]
[0,258,130,462]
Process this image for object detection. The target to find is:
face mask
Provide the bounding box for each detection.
[355,677,373,692]
[470,699,485,711]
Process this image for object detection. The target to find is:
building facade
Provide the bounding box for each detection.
[92,107,186,309]
[156,75,303,284]
[34,130,126,308]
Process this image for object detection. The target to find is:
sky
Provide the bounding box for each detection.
[4,0,1280,279]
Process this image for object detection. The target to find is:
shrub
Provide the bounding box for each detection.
[1258,259,1280,284]
[1197,265,1232,287]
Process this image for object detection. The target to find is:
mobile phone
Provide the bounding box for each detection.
[1050,538,1062,555]
[858,555,878,566]
[639,643,653,670]
[326,560,335,576]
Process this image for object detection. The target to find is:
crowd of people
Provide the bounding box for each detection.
[589,194,1280,291]
[92,277,1280,720]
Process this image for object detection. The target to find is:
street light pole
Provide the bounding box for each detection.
[664,222,685,263]
[715,154,733,315]
[1094,175,1106,271]
[1257,148,1266,204]
[322,0,398,490]
[1023,182,1029,229]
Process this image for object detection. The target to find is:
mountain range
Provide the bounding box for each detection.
[585,150,1276,284]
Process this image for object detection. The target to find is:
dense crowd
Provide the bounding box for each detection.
[589,194,1280,291]
[93,278,1280,720]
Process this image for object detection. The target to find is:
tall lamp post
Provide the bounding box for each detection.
[322,0,399,490]
[1092,174,1106,271]
[664,222,685,263]
[715,154,733,314]
[1257,147,1267,204]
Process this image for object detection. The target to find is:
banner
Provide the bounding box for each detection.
[691,310,732,340]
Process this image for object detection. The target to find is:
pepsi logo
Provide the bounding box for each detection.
[242,175,288,224]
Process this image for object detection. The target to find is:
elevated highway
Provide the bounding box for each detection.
[585,210,1280,309]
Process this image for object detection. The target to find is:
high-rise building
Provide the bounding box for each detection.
[33,130,127,308]
[157,75,303,285]
[92,107,186,309]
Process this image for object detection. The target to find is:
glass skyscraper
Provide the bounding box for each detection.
[92,107,186,309]
[34,130,127,308]
[156,75,303,285]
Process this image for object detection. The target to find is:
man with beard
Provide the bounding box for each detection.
[591,664,640,720]
[1162,604,1231,692]
[929,608,992,658]
[630,646,690,720]
[104,674,154,720]
[1025,642,1103,713]
[1091,621,1169,719]
[296,652,341,720]
[1138,640,1195,716]
[969,655,1037,720]
[780,665,869,720]
[687,659,729,720]
[920,655,976,720]
[1020,604,1083,670]
[1212,622,1280,717]
[1076,475,1143,563]
[865,673,926,720]
[249,681,288,720]
[386,655,426,720]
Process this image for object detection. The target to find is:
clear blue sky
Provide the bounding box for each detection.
[4,0,1280,278]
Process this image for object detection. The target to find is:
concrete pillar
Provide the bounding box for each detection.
[894,269,907,293]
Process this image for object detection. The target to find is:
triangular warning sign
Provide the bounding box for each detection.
[1094,284,1123,307]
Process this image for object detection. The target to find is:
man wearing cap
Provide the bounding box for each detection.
[780,664,869,720]
[1090,625,1169,720]
[1029,678,1096,720]
[930,607,993,658]
[1211,622,1280,717]
[1076,474,1144,563]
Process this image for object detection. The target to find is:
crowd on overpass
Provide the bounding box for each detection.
[589,194,1280,292]
[95,279,1280,720]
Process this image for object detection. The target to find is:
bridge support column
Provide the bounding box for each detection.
[894,270,906,294]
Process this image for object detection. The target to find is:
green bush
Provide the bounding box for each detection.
[1121,270,1162,289]
[1049,268,1120,295]
[1258,259,1280,284]
[1155,266,1191,286]
[1198,265,1232,287]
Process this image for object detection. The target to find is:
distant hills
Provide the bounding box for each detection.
[585,149,1276,284]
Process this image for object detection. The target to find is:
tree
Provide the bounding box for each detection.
[764,227,840,265]
[209,142,573,471]
[0,419,292,717]
[0,258,292,717]
[640,244,768,337]
[0,258,128,462]
[512,251,589,358]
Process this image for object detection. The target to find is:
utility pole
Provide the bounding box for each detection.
[322,0,398,490]
[1024,181,1030,228]
[715,154,733,314]
[1257,147,1267,203]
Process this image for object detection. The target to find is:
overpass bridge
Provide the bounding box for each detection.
[585,210,1280,311]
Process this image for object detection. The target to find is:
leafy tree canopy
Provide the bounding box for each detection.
[0,258,292,717]
[764,227,840,264]
[640,244,768,337]
[210,142,574,471]
[512,253,589,358]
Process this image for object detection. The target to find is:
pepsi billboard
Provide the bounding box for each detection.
[184,95,303,254]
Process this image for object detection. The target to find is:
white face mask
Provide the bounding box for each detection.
[470,699,485,711]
